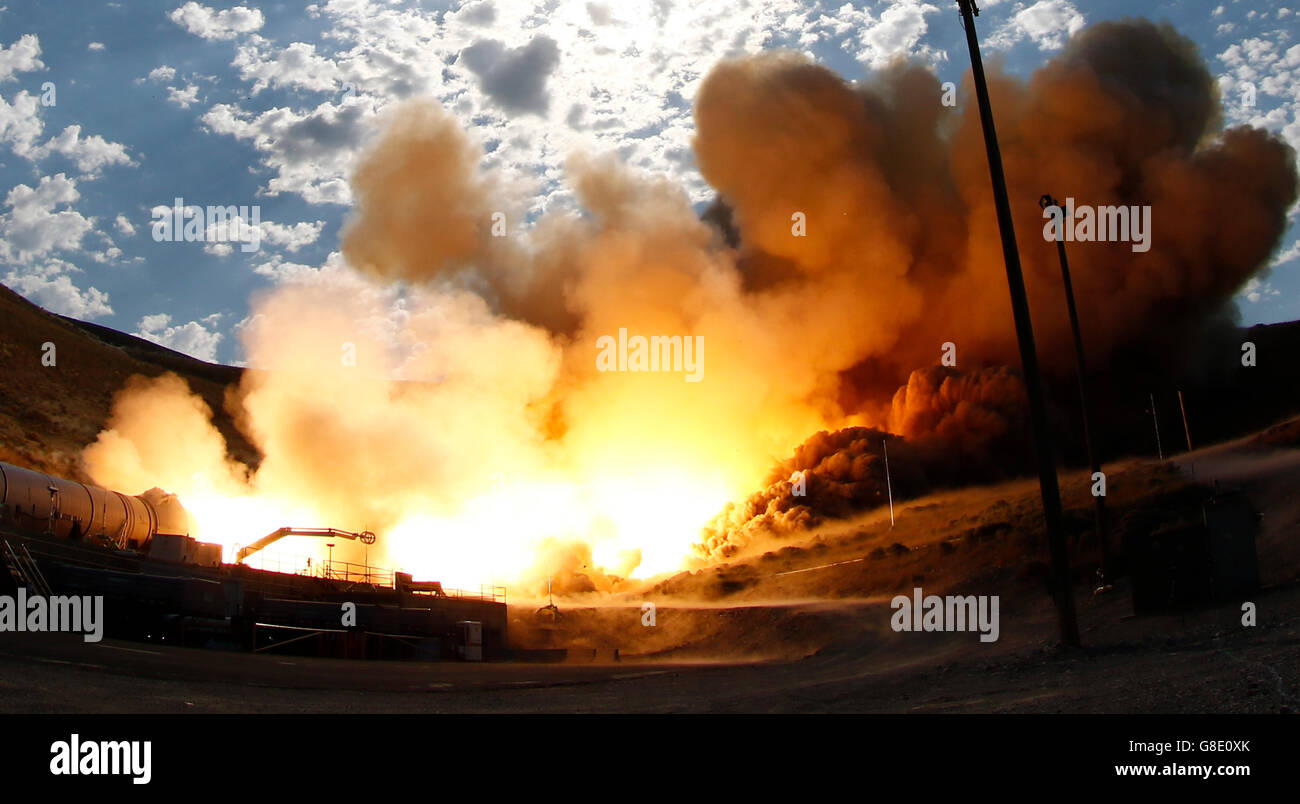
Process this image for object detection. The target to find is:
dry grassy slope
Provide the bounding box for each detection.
[513,445,1299,663]
[509,459,1227,657]
[0,282,257,482]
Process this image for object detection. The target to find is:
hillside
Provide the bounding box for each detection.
[0,283,257,482]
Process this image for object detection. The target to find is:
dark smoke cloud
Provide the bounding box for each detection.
[698,366,1034,557]
[887,365,1031,470]
[688,20,1295,552]
[698,427,916,559]
[697,20,1295,406]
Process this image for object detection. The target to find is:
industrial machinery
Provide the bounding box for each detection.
[0,460,191,548]
[1125,488,1261,614]
[0,460,508,660]
[236,527,376,563]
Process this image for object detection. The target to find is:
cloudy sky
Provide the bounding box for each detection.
[0,0,1296,363]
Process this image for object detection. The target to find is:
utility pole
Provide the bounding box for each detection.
[883,440,895,527]
[1178,390,1193,452]
[956,0,1079,646]
[1149,393,1164,460]
[1041,194,1111,590]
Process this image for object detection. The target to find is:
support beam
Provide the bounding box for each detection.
[956,0,1080,646]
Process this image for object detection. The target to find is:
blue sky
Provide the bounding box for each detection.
[0,0,1296,364]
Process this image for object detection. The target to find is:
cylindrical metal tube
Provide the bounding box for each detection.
[0,461,188,547]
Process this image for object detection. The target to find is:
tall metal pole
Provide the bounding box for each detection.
[883,440,895,527]
[1178,390,1193,452]
[1149,393,1164,460]
[956,0,1079,646]
[1041,194,1111,588]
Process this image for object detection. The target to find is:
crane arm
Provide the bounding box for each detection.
[236,527,376,563]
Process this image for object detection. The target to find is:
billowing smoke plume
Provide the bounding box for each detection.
[696,19,1295,408]
[699,366,1032,558]
[887,365,1032,472]
[699,427,919,559]
[83,19,1296,589]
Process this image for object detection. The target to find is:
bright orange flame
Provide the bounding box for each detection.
[381,467,734,592]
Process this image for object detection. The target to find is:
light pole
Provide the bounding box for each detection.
[1149,393,1164,460]
[1041,194,1111,591]
[956,0,1079,646]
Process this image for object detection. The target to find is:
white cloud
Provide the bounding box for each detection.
[193,0,837,211]
[0,90,44,158]
[1271,239,1300,267]
[114,214,136,236]
[168,2,265,41]
[1217,28,1300,158]
[33,125,134,176]
[260,219,325,251]
[252,253,319,282]
[0,34,44,82]
[90,246,122,263]
[4,260,113,319]
[147,65,177,82]
[989,0,1086,51]
[0,174,95,263]
[196,213,324,255]
[233,41,343,94]
[856,1,944,69]
[449,0,497,27]
[1241,277,1281,303]
[167,84,200,108]
[134,312,224,361]
[87,42,105,52]
[202,99,370,204]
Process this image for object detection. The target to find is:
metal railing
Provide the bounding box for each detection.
[319,558,393,586]
[441,585,507,604]
[233,551,506,601]
[2,538,52,597]
[240,551,315,577]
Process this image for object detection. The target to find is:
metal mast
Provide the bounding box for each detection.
[956,0,1079,646]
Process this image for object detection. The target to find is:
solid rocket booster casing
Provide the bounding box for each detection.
[0,460,190,545]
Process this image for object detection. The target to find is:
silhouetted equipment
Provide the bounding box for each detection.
[535,577,562,623]
[1125,489,1260,614]
[957,0,1080,646]
[1201,492,1262,598]
[2,538,50,596]
[0,460,190,548]
[0,458,507,660]
[150,532,222,567]
[395,570,446,596]
[236,527,376,563]
[456,620,484,661]
[1041,194,1111,589]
